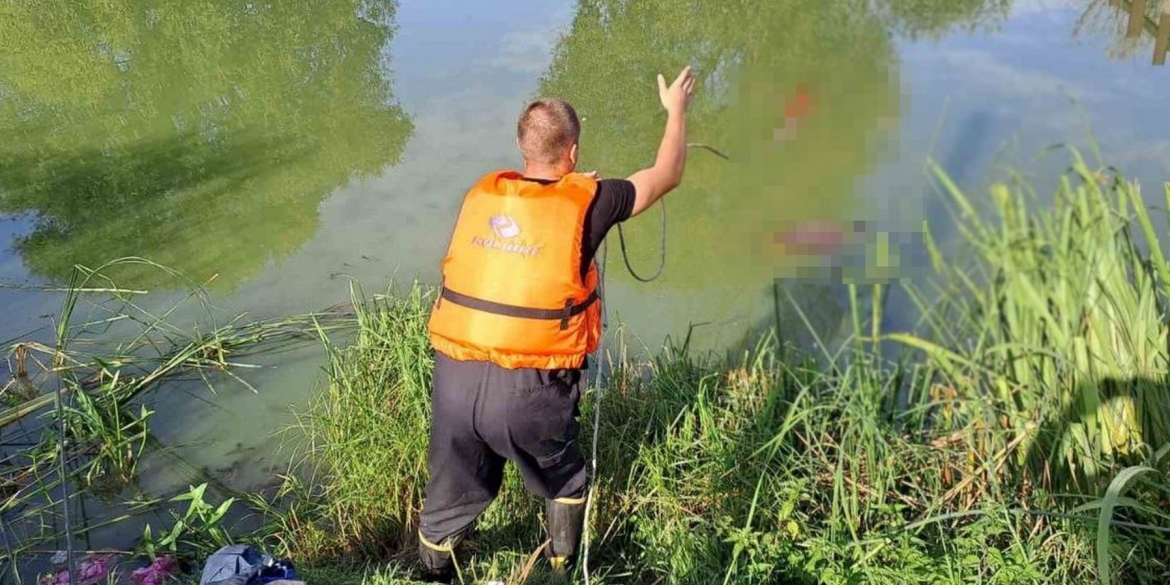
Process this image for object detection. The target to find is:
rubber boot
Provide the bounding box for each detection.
[544,496,586,575]
[417,529,465,584]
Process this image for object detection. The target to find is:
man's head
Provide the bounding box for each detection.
[517,98,580,175]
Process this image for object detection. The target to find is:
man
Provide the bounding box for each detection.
[417,65,696,583]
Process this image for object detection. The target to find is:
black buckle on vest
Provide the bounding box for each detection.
[560,298,573,330]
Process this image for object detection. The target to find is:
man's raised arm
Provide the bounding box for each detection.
[627,66,696,218]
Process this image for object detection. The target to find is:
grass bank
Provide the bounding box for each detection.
[6,150,1170,584]
[233,150,1170,584]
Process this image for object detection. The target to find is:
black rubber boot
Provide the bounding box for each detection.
[417,530,463,584]
[544,497,586,575]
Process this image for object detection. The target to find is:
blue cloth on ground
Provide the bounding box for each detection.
[199,544,264,585]
[199,544,299,585]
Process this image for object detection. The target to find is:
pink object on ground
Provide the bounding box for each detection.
[38,555,111,585]
[131,555,178,585]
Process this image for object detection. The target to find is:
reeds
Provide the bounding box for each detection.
[896,147,1170,493]
[245,288,1106,584]
[240,149,1170,584]
[1,258,355,581]
[243,283,437,563]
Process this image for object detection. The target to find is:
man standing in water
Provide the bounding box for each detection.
[416,66,696,582]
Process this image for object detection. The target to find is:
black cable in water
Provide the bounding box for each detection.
[584,141,729,583]
[686,142,730,160]
[614,201,666,283]
[612,142,729,283]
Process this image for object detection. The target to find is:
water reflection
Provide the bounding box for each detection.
[1074,0,1170,65]
[875,0,1014,39]
[0,1,414,291]
[539,0,902,294]
[533,0,1013,353]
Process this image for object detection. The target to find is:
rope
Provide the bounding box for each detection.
[581,142,727,585]
[580,235,617,585]
[54,375,77,584]
[581,212,657,585]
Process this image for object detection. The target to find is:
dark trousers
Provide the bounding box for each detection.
[418,351,589,546]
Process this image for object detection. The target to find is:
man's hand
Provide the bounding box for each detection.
[626,66,695,217]
[657,66,696,116]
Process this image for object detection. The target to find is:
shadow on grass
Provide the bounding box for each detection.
[1016,375,1170,584]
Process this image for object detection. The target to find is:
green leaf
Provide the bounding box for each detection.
[1096,465,1158,585]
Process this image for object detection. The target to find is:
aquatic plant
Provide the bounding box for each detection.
[0,258,355,579]
[243,283,437,562]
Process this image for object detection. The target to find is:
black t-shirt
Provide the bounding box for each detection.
[519,176,636,280]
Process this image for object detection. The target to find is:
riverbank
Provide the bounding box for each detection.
[6,150,1170,584]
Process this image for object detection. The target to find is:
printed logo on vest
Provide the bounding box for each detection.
[489,215,521,239]
[472,214,540,257]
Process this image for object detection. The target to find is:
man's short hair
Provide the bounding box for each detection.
[517,99,580,165]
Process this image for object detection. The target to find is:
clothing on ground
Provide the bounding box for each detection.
[199,545,264,585]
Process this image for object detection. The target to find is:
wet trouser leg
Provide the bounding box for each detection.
[418,351,588,572]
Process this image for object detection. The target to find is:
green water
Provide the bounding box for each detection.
[0,1,412,292]
[1,0,1169,576]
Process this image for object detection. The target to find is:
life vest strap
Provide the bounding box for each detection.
[440,287,599,331]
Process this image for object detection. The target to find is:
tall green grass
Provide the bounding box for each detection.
[898,148,1170,492]
[240,151,1170,584]
[246,284,436,563]
[247,283,1108,584]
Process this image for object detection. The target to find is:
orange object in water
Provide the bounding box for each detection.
[774,83,817,141]
[428,170,603,370]
[784,83,816,120]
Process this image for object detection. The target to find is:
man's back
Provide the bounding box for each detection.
[428,170,616,371]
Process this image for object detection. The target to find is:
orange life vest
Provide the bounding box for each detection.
[428,169,603,370]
